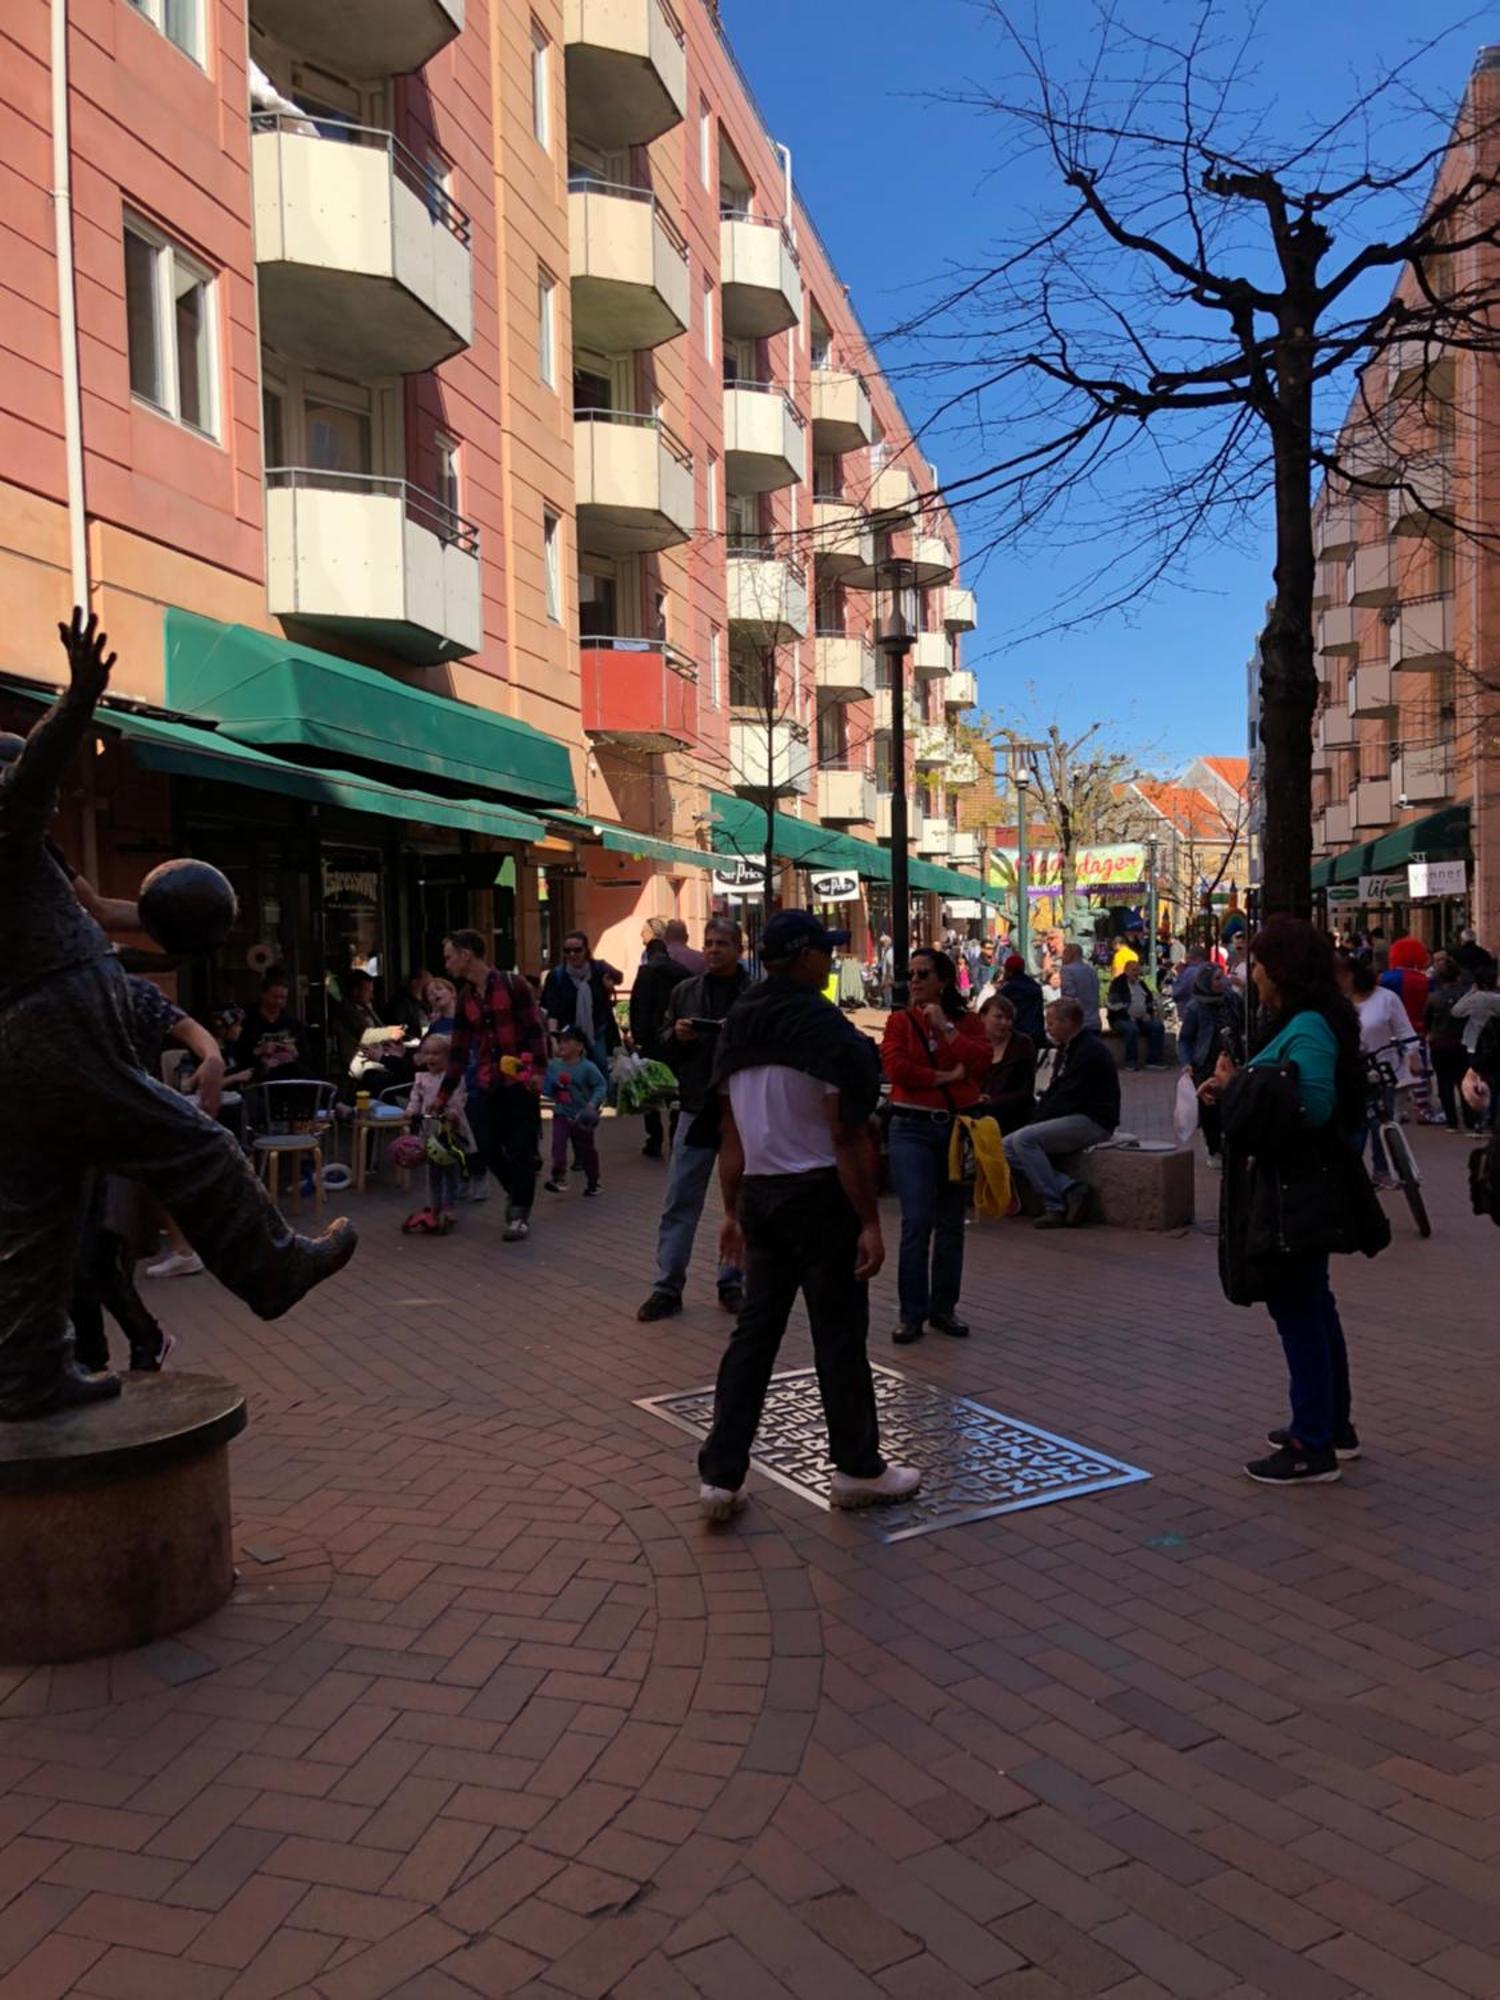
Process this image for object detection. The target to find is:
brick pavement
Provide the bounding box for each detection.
[2,1089,1499,1997]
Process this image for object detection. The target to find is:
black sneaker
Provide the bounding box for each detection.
[636,1291,682,1323]
[583,1181,601,1198]
[929,1311,970,1338]
[1267,1424,1361,1461]
[892,1320,925,1345]
[1244,1444,1341,1486]
[641,1141,664,1159]
[543,1177,568,1194]
[1063,1184,1090,1228]
[717,1284,747,1314]
[1034,1208,1067,1230]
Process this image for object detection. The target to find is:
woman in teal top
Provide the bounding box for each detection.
[1199,918,1365,1487]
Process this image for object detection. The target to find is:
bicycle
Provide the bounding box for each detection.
[1363,1042,1430,1239]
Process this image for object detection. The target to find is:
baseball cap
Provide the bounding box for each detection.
[761,910,850,963]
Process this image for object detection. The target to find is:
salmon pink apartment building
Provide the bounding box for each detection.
[0,0,983,1034]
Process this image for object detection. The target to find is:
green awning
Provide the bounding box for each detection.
[1366,804,1471,873]
[1310,856,1333,891]
[165,609,576,808]
[709,793,892,880]
[909,856,993,903]
[1330,840,1374,886]
[546,813,715,871]
[4,686,545,845]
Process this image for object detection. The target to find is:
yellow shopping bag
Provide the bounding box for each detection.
[949,1113,1012,1219]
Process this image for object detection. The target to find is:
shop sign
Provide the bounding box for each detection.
[944,899,984,919]
[713,859,766,896]
[321,862,380,906]
[1408,858,1467,899]
[810,870,861,903]
[988,843,1146,892]
[1358,873,1406,903]
[1326,885,1360,905]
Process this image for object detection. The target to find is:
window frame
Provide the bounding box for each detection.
[123,212,220,442]
[543,509,563,624]
[699,100,713,188]
[706,451,719,534]
[531,20,551,149]
[538,267,557,389]
[708,625,722,709]
[125,0,203,66]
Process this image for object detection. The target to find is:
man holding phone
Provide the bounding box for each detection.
[637,917,752,1320]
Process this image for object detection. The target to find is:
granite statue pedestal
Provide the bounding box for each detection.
[0,1372,246,1664]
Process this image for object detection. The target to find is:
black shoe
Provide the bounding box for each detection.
[1063,1183,1090,1228]
[637,1291,682,1323]
[717,1284,747,1314]
[1245,1444,1341,1486]
[1034,1208,1068,1230]
[1267,1423,1361,1461]
[641,1142,664,1159]
[929,1311,969,1338]
[892,1320,925,1344]
[258,1217,358,1320]
[543,1177,567,1194]
[583,1182,601,1198]
[0,1359,123,1420]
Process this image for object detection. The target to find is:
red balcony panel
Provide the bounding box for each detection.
[581,641,697,750]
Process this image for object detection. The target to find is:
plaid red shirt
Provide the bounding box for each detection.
[441,969,548,1098]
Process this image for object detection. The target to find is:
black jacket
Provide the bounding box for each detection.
[1035,1029,1119,1132]
[541,961,621,1054]
[629,956,689,1061]
[664,966,753,1115]
[1000,972,1047,1045]
[713,976,882,1130]
[1107,973,1159,1027]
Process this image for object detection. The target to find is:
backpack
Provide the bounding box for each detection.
[1469,1134,1500,1227]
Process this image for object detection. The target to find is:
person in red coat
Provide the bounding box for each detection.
[881,949,992,1345]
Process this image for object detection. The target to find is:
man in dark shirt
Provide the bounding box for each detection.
[1003,997,1120,1229]
[630,937,689,1158]
[438,927,549,1241]
[0,611,356,1418]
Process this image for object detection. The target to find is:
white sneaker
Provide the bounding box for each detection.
[699,1483,748,1523]
[829,1464,923,1509]
[503,1213,530,1242]
[144,1252,203,1280]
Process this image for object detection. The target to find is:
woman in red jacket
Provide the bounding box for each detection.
[881,948,992,1345]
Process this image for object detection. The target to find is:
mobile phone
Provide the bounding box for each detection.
[689,1018,723,1035]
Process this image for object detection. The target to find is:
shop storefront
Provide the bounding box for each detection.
[1313,805,1473,943]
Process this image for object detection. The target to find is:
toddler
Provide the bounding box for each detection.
[402,1032,474,1234]
[544,1025,607,1196]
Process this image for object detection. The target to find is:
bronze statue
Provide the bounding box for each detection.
[0,610,358,1419]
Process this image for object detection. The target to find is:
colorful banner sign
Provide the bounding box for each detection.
[988,843,1147,893]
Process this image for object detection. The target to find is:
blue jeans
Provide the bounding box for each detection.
[1123,1018,1165,1067]
[1264,1255,1352,1451]
[652,1139,741,1300]
[887,1114,966,1322]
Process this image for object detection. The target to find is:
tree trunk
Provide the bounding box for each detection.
[1259,324,1319,919]
[762,651,777,925]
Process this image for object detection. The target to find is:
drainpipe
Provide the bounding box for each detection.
[775,141,794,241]
[51,0,89,608]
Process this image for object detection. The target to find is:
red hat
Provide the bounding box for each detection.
[1389,936,1431,971]
[1004,953,1026,976]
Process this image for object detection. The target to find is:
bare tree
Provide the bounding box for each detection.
[987,718,1140,909]
[902,6,1500,914]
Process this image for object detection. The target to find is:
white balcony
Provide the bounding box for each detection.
[810,497,873,578]
[1316,701,1351,751]
[943,587,977,631]
[719,214,802,338]
[876,791,916,841]
[1390,595,1455,673]
[1351,543,1397,607]
[1313,559,1341,610]
[723,383,806,493]
[944,668,978,710]
[568,180,689,351]
[814,634,876,701]
[951,831,981,866]
[730,716,810,796]
[918,817,952,857]
[869,463,917,518]
[1389,455,1453,534]
[818,766,876,824]
[1315,492,1360,559]
[912,630,949,679]
[1351,775,1393,829]
[1392,744,1455,804]
[1349,661,1394,717]
[726,550,808,643]
[913,722,950,769]
[1319,801,1352,847]
[811,369,874,454]
[873,685,915,734]
[947,751,979,786]
[264,470,480,664]
[1317,606,1361,657]
[1388,338,1456,403]
[574,412,694,555]
[251,116,472,378]
[564,0,687,148]
[250,0,461,77]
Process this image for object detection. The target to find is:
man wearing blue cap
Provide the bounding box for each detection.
[695,911,922,1521]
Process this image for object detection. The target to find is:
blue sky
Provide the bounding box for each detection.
[720,0,1484,771]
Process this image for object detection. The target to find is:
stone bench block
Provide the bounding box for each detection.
[1014,1142,1195,1230]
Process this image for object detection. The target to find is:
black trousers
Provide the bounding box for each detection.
[467,1081,541,1214]
[1431,1042,1473,1130]
[698,1169,885,1492]
[71,1180,164,1372]
[0,959,338,1415]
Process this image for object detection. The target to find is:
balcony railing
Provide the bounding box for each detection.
[567,175,690,350]
[252,112,470,242]
[580,636,698,750]
[723,379,806,494]
[574,409,694,553]
[719,212,803,338]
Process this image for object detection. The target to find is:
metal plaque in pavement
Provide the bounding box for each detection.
[638,1365,1150,1542]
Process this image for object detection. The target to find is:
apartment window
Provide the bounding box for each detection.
[543,511,562,622]
[538,269,557,388]
[702,279,714,364]
[699,99,713,188]
[530,20,550,148]
[126,0,201,64]
[706,452,718,533]
[434,433,461,525]
[708,626,722,708]
[124,216,217,438]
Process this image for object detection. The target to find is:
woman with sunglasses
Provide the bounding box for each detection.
[880,949,991,1345]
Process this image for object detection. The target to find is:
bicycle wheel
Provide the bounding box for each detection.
[1383,1125,1431,1238]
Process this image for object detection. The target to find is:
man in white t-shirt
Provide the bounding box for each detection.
[696,912,922,1522]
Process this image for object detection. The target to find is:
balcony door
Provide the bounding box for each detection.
[261,360,401,483]
[251,34,386,132]
[817,702,848,766]
[573,347,633,418]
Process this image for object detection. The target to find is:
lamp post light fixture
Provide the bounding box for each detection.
[1006,740,1040,968]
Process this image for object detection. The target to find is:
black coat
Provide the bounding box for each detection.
[629,956,689,1061]
[541,962,622,1054]
[999,973,1047,1044]
[1035,1029,1120,1133]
